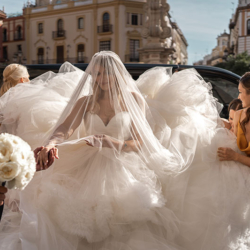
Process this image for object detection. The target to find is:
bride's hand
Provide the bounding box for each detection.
[85,135,122,149]
[35,145,59,171]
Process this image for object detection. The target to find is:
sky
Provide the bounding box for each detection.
[1,0,239,65]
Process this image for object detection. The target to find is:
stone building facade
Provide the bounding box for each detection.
[1,14,26,64]
[194,0,250,66]
[1,0,188,65]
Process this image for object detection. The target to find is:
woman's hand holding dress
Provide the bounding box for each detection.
[35,145,59,171]
[217,147,238,161]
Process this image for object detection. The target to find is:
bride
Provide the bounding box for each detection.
[1,51,250,250]
[0,51,183,250]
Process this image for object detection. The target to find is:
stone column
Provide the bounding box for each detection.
[138,0,175,64]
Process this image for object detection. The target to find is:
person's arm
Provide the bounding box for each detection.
[122,92,145,152]
[233,109,242,136]
[46,96,88,147]
[36,97,88,169]
[217,147,250,167]
[221,118,231,130]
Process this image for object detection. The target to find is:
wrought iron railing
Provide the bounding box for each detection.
[125,54,140,62]
[97,24,113,33]
[52,30,66,39]
[32,57,88,64]
[14,33,23,40]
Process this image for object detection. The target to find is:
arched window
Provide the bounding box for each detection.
[38,23,43,34]
[247,19,250,35]
[77,44,85,63]
[38,48,44,64]
[103,12,110,32]
[57,19,64,37]
[57,19,63,31]
[15,26,22,40]
[78,18,83,29]
[3,28,7,42]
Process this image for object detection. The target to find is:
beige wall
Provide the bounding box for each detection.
[23,0,187,64]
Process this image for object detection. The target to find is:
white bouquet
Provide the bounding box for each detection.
[0,133,36,190]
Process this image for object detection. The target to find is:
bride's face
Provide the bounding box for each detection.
[94,65,115,91]
[238,82,250,108]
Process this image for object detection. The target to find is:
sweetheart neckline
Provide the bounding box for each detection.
[92,111,129,127]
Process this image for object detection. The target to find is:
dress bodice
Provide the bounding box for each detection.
[237,110,250,156]
[84,111,132,140]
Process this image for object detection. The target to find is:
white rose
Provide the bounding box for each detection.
[0,138,14,163]
[15,168,35,190]
[15,151,36,190]
[10,149,29,167]
[0,161,20,182]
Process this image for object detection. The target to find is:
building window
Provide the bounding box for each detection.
[3,46,8,60]
[15,26,22,40]
[131,14,138,25]
[3,28,7,42]
[130,39,140,62]
[78,18,84,29]
[140,14,143,25]
[57,19,63,31]
[17,45,22,52]
[77,44,85,63]
[247,19,250,35]
[56,19,64,37]
[38,48,44,64]
[103,12,110,32]
[38,23,43,34]
[100,41,111,51]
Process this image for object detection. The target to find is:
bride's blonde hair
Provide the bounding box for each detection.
[1,64,29,96]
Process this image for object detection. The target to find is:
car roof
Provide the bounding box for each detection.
[25,63,240,83]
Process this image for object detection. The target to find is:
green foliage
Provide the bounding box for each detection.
[7,12,22,18]
[215,51,250,76]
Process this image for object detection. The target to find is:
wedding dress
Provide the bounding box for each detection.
[0,52,250,250]
[137,67,250,249]
[0,52,183,250]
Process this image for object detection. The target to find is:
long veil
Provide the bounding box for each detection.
[43,51,183,175]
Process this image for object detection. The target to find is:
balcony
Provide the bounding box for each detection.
[97,25,113,34]
[52,30,66,40]
[125,54,140,63]
[32,57,88,64]
[14,33,23,41]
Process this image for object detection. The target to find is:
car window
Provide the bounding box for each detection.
[203,76,238,105]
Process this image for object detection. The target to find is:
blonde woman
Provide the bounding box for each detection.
[1,64,30,96]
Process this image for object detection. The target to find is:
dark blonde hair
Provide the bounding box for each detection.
[1,64,29,96]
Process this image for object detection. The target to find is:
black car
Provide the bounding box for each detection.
[0,63,240,118]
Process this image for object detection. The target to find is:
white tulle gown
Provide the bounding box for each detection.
[0,63,181,250]
[0,63,250,250]
[137,67,250,250]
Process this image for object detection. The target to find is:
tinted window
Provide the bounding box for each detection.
[203,76,238,104]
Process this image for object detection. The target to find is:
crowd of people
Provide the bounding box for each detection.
[0,51,250,249]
